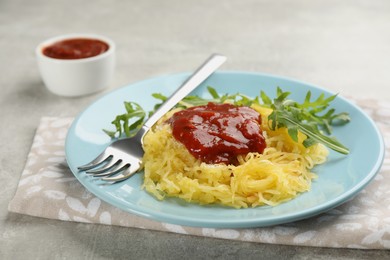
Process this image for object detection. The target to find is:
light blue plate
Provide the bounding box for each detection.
[65,71,385,228]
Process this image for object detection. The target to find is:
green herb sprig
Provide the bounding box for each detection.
[103,102,146,138]
[260,87,350,154]
[104,87,350,154]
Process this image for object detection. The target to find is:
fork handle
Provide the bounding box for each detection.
[143,54,227,129]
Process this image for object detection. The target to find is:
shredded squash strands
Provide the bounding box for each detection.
[142,106,329,209]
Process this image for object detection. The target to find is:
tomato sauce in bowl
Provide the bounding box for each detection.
[42,38,109,60]
[36,34,115,96]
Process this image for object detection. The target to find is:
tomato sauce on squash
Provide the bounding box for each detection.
[169,103,266,165]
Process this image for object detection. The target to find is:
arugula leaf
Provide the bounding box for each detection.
[207,86,220,99]
[262,88,350,154]
[103,101,146,138]
[104,86,350,154]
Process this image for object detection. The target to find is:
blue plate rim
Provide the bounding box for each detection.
[65,70,385,228]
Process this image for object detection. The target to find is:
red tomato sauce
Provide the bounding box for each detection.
[42,38,109,59]
[168,103,266,165]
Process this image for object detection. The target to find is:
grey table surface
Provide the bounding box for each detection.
[1,0,390,259]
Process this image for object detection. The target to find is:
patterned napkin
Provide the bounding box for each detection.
[8,98,390,249]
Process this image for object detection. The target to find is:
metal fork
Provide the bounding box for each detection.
[77,54,227,182]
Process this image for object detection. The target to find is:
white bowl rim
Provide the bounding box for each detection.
[36,33,115,63]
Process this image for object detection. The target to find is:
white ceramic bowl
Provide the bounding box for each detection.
[36,34,115,97]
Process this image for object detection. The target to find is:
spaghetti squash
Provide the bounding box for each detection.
[142,104,328,208]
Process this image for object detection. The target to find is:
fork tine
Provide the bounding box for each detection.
[86,159,121,174]
[88,162,129,177]
[78,153,112,171]
[101,166,139,182]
